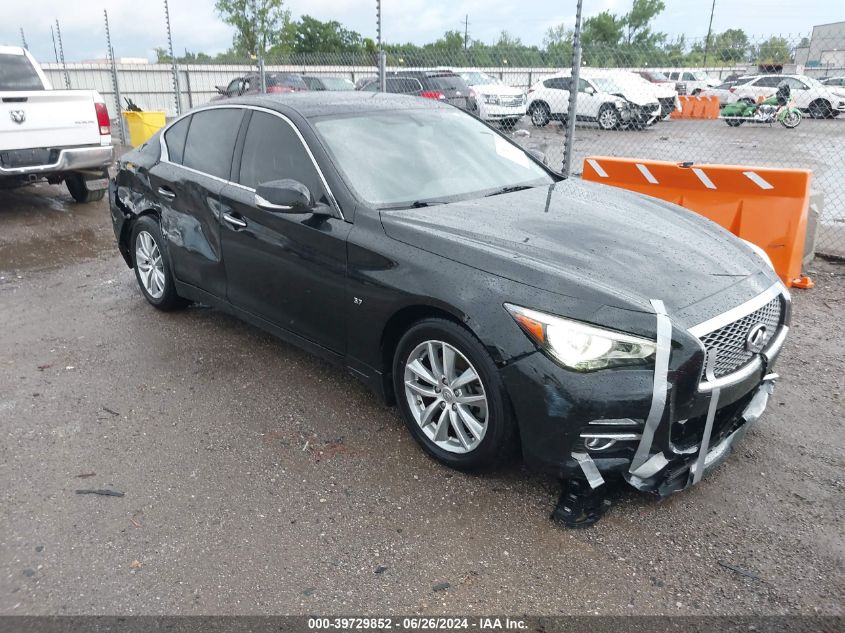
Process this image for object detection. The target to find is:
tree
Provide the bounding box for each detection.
[431,30,464,50]
[215,0,293,55]
[293,15,364,53]
[543,23,573,65]
[582,11,624,48]
[756,36,792,65]
[711,29,749,63]
[625,0,665,46]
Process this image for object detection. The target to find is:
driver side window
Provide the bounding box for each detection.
[226,78,242,96]
[237,111,326,204]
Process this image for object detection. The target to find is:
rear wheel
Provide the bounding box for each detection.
[130,216,189,311]
[529,103,550,127]
[65,172,106,203]
[392,318,517,472]
[725,118,744,127]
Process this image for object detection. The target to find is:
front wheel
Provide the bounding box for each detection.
[597,104,620,130]
[808,99,831,119]
[130,216,190,311]
[529,103,550,127]
[393,318,518,471]
[780,109,802,128]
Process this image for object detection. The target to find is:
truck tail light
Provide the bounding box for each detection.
[94,102,110,135]
[420,91,446,100]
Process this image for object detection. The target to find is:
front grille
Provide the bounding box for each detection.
[671,391,754,451]
[699,296,783,378]
[500,96,524,107]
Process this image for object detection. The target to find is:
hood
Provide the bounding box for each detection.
[612,90,657,106]
[471,83,523,97]
[379,179,776,325]
[646,83,677,98]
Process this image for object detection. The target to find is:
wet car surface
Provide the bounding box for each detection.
[0,180,843,615]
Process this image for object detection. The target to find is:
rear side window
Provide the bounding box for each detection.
[0,53,44,90]
[182,108,243,180]
[544,77,569,90]
[237,111,324,201]
[164,116,191,164]
[754,76,781,87]
[386,78,421,93]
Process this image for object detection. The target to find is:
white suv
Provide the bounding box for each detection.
[731,74,845,118]
[665,70,719,95]
[527,70,661,130]
[459,71,526,126]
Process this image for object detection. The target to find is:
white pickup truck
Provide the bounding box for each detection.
[0,46,113,202]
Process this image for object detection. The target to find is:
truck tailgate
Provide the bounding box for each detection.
[1,91,102,151]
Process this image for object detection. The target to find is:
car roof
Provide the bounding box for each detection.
[205,91,449,118]
[0,45,26,55]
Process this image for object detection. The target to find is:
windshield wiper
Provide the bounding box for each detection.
[484,184,534,198]
[381,200,445,210]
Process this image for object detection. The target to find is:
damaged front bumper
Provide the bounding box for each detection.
[500,287,789,497]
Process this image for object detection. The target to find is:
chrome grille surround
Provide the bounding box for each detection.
[688,283,789,392]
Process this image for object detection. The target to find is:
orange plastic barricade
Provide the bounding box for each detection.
[581,156,813,288]
[671,95,719,119]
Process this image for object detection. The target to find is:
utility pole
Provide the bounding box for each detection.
[163,0,183,114]
[377,0,385,91]
[55,19,70,89]
[20,28,28,50]
[50,25,59,63]
[562,0,583,178]
[703,0,716,67]
[464,15,469,50]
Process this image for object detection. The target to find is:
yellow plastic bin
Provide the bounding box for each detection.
[122,111,167,147]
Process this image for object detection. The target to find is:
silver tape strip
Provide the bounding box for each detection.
[571,451,605,490]
[692,353,721,485]
[630,299,672,473]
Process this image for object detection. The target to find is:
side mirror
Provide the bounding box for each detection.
[584,86,595,95]
[215,85,226,95]
[255,179,313,213]
[526,149,548,166]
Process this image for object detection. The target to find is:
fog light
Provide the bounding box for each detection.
[585,437,616,451]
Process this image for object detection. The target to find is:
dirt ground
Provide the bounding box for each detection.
[0,182,842,616]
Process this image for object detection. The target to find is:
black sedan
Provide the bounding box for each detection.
[110,93,789,523]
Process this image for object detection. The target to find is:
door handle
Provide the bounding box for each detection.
[157,186,176,200]
[223,212,247,229]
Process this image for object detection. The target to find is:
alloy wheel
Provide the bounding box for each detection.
[599,107,618,130]
[135,230,165,299]
[403,340,488,454]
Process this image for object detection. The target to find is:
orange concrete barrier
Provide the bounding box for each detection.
[671,95,720,119]
[582,156,813,288]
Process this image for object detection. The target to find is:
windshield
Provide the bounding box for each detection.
[801,75,823,88]
[0,53,44,90]
[461,71,500,86]
[692,71,711,81]
[314,109,554,208]
[590,77,624,94]
[320,77,354,90]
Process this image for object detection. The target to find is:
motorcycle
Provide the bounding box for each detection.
[721,88,802,129]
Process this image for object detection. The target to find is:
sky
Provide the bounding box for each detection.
[2,0,843,63]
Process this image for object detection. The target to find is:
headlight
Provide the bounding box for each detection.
[505,304,656,372]
[483,94,500,105]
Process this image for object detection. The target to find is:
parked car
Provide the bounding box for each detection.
[635,70,675,89]
[358,76,424,96]
[633,70,680,117]
[527,70,661,129]
[699,78,752,105]
[821,76,845,88]
[302,76,354,91]
[664,70,719,95]
[0,45,112,202]
[730,74,845,118]
[458,71,526,126]
[213,73,308,99]
[391,70,477,113]
[109,92,789,519]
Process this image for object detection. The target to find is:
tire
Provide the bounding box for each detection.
[780,109,802,129]
[739,97,755,106]
[392,318,518,472]
[130,216,189,311]
[692,88,702,96]
[808,99,832,119]
[529,103,550,127]
[597,104,620,130]
[65,173,106,203]
[725,118,744,127]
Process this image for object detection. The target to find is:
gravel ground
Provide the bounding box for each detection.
[0,182,843,616]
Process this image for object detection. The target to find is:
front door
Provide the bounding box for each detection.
[219,109,351,354]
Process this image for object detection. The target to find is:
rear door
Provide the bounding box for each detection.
[149,107,244,299]
[543,77,570,115]
[219,109,351,353]
[577,78,603,117]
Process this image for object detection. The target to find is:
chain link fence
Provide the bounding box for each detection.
[35,26,845,258]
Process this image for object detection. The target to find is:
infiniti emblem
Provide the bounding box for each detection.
[745,323,769,353]
[10,110,26,124]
